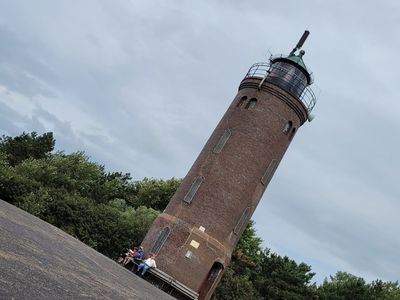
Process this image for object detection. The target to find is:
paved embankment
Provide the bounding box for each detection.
[0,200,174,300]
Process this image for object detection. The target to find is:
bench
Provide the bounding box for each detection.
[127,260,199,300]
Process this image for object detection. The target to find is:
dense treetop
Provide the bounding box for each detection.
[1,132,399,299]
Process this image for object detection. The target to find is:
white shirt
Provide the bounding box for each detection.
[144,258,157,268]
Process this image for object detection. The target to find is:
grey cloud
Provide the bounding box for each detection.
[0,26,57,98]
[1,0,400,284]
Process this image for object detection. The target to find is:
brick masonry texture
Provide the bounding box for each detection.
[141,76,308,300]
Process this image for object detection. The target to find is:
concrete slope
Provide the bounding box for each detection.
[0,200,174,300]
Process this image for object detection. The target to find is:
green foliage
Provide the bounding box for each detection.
[368,280,400,300]
[0,150,8,168]
[234,220,263,268]
[316,273,400,300]
[43,194,158,257]
[130,177,181,210]
[213,268,261,300]
[16,187,53,216]
[215,222,316,300]
[0,164,40,204]
[90,172,136,204]
[0,131,54,166]
[253,250,316,299]
[317,272,369,300]
[14,152,102,194]
[1,131,399,300]
[0,132,163,259]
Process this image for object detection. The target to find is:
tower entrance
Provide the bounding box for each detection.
[199,262,224,300]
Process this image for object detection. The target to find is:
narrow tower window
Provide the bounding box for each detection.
[245,98,257,110]
[213,129,231,154]
[283,121,293,135]
[237,96,247,107]
[183,176,204,204]
[151,227,171,255]
[234,207,250,234]
[289,128,296,141]
[261,159,277,185]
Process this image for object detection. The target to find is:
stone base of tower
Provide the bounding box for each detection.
[141,213,230,299]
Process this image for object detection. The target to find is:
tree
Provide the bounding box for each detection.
[43,194,159,258]
[213,268,261,300]
[213,222,262,300]
[0,132,54,166]
[2,131,399,300]
[369,279,400,300]
[13,152,103,194]
[317,272,369,300]
[0,132,162,259]
[130,177,181,210]
[0,162,40,204]
[89,171,135,204]
[234,220,263,269]
[254,250,316,299]
[215,221,316,300]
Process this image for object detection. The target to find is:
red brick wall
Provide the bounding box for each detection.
[140,76,308,299]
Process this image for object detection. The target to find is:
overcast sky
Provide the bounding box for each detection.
[1,0,399,284]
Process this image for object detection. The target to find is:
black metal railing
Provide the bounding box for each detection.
[244,62,316,113]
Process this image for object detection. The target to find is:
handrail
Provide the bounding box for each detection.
[244,62,316,113]
[129,260,199,299]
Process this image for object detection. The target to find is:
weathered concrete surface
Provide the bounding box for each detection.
[0,200,174,300]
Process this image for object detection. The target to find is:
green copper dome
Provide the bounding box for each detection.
[270,49,311,84]
[286,50,307,70]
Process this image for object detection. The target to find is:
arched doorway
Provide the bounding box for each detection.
[199,262,224,300]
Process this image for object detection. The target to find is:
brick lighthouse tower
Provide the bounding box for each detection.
[140,31,316,300]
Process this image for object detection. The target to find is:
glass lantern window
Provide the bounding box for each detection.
[267,61,308,98]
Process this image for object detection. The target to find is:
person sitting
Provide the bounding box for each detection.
[117,239,137,264]
[136,254,157,277]
[134,246,144,261]
[116,248,128,264]
[122,247,138,265]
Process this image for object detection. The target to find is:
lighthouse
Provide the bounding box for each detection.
[140,31,316,300]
